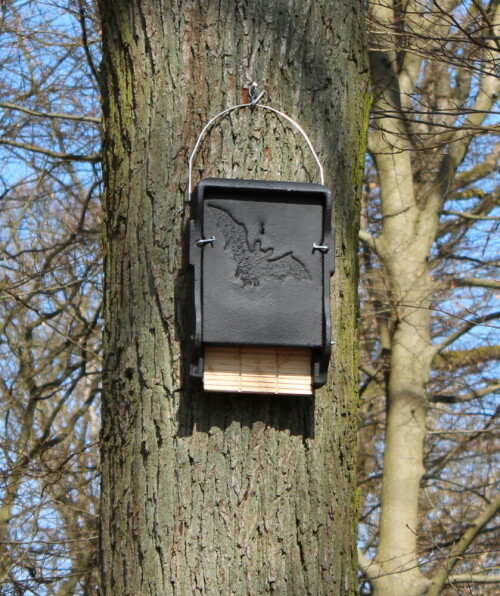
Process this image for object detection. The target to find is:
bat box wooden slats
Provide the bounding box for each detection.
[188,178,334,394]
[204,346,313,395]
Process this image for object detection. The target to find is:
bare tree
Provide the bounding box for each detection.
[0,1,101,593]
[358,1,500,594]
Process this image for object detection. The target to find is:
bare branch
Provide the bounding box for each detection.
[447,573,500,584]
[425,2,500,213]
[451,277,500,290]
[4,289,102,362]
[433,312,500,355]
[426,493,500,596]
[359,230,380,253]
[360,362,384,381]
[0,102,101,124]
[0,138,100,162]
[77,0,100,85]
[434,345,500,368]
[431,381,500,403]
[358,549,381,582]
[453,142,500,189]
[443,211,500,222]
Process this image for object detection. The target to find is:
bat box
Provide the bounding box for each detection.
[188,178,334,395]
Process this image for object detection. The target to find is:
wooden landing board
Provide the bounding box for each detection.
[204,346,313,395]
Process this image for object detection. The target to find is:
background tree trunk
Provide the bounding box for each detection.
[98,1,369,594]
[358,2,500,594]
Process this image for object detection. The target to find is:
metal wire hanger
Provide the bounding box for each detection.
[187,82,325,200]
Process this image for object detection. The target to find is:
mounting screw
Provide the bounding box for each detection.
[196,236,215,247]
[313,243,329,253]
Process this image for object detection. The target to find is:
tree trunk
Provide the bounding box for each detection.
[98,1,369,594]
[365,43,435,596]
[360,3,500,594]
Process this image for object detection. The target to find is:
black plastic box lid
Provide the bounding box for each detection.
[188,178,334,388]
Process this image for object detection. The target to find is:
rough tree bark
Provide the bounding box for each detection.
[98,1,369,594]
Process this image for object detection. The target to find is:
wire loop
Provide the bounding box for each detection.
[187,84,325,198]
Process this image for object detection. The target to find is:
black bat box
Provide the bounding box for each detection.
[188,178,334,390]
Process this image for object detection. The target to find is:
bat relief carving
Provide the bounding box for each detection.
[208,205,311,287]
